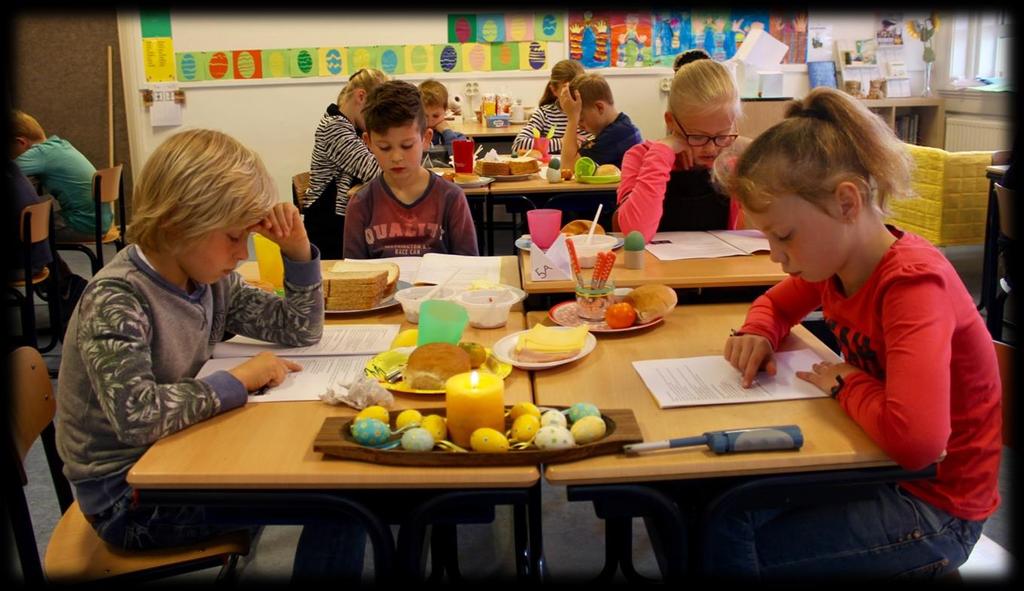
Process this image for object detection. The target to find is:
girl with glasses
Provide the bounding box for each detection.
[615,50,747,241]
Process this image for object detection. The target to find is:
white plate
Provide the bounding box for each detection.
[455,176,494,188]
[326,280,412,314]
[515,233,624,251]
[490,172,537,182]
[491,328,597,370]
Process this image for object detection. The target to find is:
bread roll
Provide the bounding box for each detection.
[622,284,677,323]
[454,173,480,183]
[405,343,471,390]
[595,164,621,177]
[561,219,605,236]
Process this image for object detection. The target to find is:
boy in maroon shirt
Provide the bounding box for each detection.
[343,81,478,259]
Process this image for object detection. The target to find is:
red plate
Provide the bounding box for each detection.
[547,301,663,333]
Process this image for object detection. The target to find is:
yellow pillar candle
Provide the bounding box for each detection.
[445,371,505,448]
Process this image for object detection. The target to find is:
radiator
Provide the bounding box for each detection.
[945,116,1013,151]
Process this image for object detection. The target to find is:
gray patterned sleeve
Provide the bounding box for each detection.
[77,279,222,447]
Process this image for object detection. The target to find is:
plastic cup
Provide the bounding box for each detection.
[532,136,551,163]
[453,139,475,173]
[252,234,284,290]
[527,209,562,250]
[417,300,469,346]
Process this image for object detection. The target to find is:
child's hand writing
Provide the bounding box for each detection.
[724,333,776,388]
[228,351,303,393]
[253,203,311,262]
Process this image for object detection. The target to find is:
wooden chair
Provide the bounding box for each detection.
[292,171,310,209]
[7,346,251,584]
[6,199,62,353]
[55,164,128,275]
[995,341,1014,448]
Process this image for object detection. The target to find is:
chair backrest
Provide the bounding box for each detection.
[292,172,310,208]
[992,150,1012,166]
[995,341,1014,447]
[8,347,56,474]
[19,199,53,245]
[995,182,1015,240]
[92,164,124,205]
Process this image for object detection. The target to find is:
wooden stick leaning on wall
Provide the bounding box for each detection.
[107,45,114,168]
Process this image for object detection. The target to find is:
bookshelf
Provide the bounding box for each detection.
[861,98,945,148]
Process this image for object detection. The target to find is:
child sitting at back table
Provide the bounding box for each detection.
[557,73,643,172]
[419,79,466,164]
[343,80,478,259]
[511,59,593,156]
[615,51,746,242]
[710,88,1000,580]
[55,129,365,581]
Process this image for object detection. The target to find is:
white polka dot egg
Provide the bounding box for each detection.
[534,425,575,450]
[540,409,567,428]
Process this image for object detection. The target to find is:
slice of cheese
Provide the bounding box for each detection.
[516,325,589,354]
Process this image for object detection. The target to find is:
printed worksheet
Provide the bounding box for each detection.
[197,355,371,403]
[212,325,400,358]
[645,230,770,261]
[632,349,831,409]
[415,253,503,286]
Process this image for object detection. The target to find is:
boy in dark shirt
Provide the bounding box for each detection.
[343,81,478,259]
[558,73,643,172]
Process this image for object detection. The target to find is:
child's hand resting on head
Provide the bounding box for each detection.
[229,351,303,393]
[656,132,696,170]
[723,333,776,388]
[558,85,583,121]
[252,203,311,262]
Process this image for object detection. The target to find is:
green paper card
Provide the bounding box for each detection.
[348,46,379,72]
[262,49,290,78]
[490,43,519,71]
[205,51,234,81]
[448,14,476,43]
[377,46,405,75]
[289,48,318,77]
[434,44,462,73]
[405,45,434,74]
[140,9,172,38]
[534,13,563,42]
[176,51,207,82]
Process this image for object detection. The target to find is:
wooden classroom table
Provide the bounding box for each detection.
[448,119,526,139]
[520,249,786,294]
[127,257,544,579]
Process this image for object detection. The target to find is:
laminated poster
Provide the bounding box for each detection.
[348,46,378,72]
[568,11,612,68]
[232,50,263,80]
[448,14,477,43]
[262,49,289,78]
[204,51,234,81]
[476,14,506,43]
[651,11,693,65]
[405,45,435,74]
[534,13,563,42]
[143,37,176,82]
[377,46,406,75]
[520,41,547,71]
[505,13,533,41]
[610,13,653,67]
[175,51,207,82]
[490,42,520,71]
[461,43,491,72]
[289,48,318,78]
[318,47,347,77]
[434,44,463,73]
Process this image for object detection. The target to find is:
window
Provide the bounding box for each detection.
[947,10,1013,84]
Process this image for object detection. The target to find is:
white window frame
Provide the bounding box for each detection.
[946,10,1012,86]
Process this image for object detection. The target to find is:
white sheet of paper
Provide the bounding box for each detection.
[197,355,371,403]
[708,230,771,254]
[415,253,502,286]
[645,232,747,261]
[150,101,183,127]
[734,28,790,67]
[331,257,422,286]
[632,349,830,409]
[529,233,573,281]
[212,325,399,358]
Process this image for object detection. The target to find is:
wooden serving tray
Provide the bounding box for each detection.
[314,407,642,467]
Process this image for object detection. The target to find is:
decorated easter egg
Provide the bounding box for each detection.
[454,17,473,42]
[624,230,646,251]
[355,405,390,424]
[352,47,372,70]
[567,402,601,423]
[480,19,499,42]
[545,167,563,183]
[208,52,229,79]
[467,44,487,70]
[497,44,514,67]
[325,48,343,75]
[548,157,561,170]
[268,51,288,77]
[395,409,423,430]
[542,15,558,37]
[534,425,575,450]
[409,46,429,72]
[471,428,510,453]
[401,428,436,452]
[570,415,607,444]
[510,401,541,420]
[541,409,567,428]
[351,418,391,446]
[236,51,256,79]
[439,45,459,72]
[296,49,314,74]
[511,414,541,443]
[528,41,547,70]
[420,414,448,442]
[180,53,197,80]
[380,49,398,73]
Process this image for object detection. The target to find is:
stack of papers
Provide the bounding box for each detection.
[645,230,771,261]
[197,325,400,403]
[333,253,502,286]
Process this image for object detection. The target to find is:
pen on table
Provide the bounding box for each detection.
[624,426,804,456]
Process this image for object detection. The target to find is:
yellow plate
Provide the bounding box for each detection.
[364,346,513,395]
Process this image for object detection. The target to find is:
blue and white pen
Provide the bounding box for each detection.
[623,425,804,456]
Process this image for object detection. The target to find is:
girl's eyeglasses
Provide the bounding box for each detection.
[671,113,739,148]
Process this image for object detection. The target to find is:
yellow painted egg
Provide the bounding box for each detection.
[510,402,542,420]
[400,428,436,452]
[355,405,390,424]
[511,414,541,443]
[470,428,510,453]
[420,415,448,442]
[541,409,567,429]
[391,329,419,349]
[570,415,607,444]
[395,409,423,430]
[534,425,575,451]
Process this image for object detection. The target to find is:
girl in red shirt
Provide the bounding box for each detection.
[709,88,1000,579]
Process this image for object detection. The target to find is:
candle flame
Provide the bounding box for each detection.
[470,371,480,388]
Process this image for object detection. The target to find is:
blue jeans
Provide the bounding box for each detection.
[89,489,366,581]
[704,483,984,580]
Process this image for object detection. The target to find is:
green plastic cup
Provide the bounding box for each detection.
[416,300,469,346]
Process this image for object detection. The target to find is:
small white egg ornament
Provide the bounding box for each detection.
[401,428,437,452]
[541,409,568,428]
[534,425,575,451]
[545,166,563,183]
[570,415,607,444]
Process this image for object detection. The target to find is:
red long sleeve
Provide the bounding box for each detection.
[616,141,676,243]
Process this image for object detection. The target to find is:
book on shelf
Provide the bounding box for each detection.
[807,61,838,89]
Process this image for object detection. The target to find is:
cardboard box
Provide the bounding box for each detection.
[485,114,510,128]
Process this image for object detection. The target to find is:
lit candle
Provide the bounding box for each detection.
[445,371,505,448]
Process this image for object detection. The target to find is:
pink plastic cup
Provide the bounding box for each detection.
[532,136,551,163]
[527,208,562,250]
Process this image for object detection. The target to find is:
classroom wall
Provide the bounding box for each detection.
[114,10,976,204]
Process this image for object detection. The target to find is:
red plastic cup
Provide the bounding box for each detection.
[532,136,551,163]
[453,138,475,173]
[527,209,562,250]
